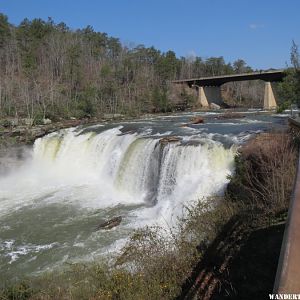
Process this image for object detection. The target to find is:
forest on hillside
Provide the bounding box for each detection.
[0,14,298,123]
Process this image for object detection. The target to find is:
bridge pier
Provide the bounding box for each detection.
[263,82,277,110]
[195,86,223,108]
[198,86,209,107]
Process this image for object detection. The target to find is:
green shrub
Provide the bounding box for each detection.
[276,101,290,113]
[1,119,12,128]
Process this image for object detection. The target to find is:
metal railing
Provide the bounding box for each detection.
[274,119,300,293]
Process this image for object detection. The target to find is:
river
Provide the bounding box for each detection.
[0,110,287,283]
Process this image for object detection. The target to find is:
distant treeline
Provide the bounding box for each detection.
[0,14,298,121]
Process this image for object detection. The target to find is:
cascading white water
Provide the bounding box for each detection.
[115,138,161,204]
[27,126,235,225]
[133,140,236,227]
[0,126,236,219]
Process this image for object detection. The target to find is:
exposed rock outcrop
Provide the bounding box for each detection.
[159,136,181,145]
[96,216,122,230]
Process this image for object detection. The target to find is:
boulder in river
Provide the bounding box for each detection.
[180,116,204,127]
[190,116,204,124]
[159,136,181,145]
[210,103,221,110]
[216,112,246,119]
[96,216,122,230]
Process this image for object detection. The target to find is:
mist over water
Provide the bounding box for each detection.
[0,110,287,282]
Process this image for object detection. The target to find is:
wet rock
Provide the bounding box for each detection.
[190,116,204,124]
[118,130,136,136]
[159,136,181,145]
[210,103,221,110]
[180,116,204,127]
[96,216,122,230]
[216,112,246,119]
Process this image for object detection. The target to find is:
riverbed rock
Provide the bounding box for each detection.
[96,216,122,230]
[190,116,204,124]
[210,103,221,110]
[159,136,181,145]
[216,112,246,119]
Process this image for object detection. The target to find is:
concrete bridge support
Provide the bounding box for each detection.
[263,82,277,109]
[196,86,223,107]
[198,86,209,107]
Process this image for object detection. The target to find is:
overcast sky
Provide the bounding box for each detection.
[1,0,300,69]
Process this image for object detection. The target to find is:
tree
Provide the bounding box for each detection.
[233,59,252,74]
[156,50,179,81]
[0,14,260,120]
[291,40,300,70]
[0,13,10,47]
[277,41,300,106]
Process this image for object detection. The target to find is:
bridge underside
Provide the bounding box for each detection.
[196,82,277,109]
[173,70,285,109]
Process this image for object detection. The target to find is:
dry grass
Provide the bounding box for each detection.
[229,132,298,214]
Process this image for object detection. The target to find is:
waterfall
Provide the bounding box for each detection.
[0,125,236,279]
[27,126,236,225]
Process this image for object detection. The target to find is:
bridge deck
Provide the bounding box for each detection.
[173,69,285,87]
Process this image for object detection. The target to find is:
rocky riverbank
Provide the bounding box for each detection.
[0,118,103,149]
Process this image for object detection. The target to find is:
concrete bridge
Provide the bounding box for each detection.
[173,69,286,109]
